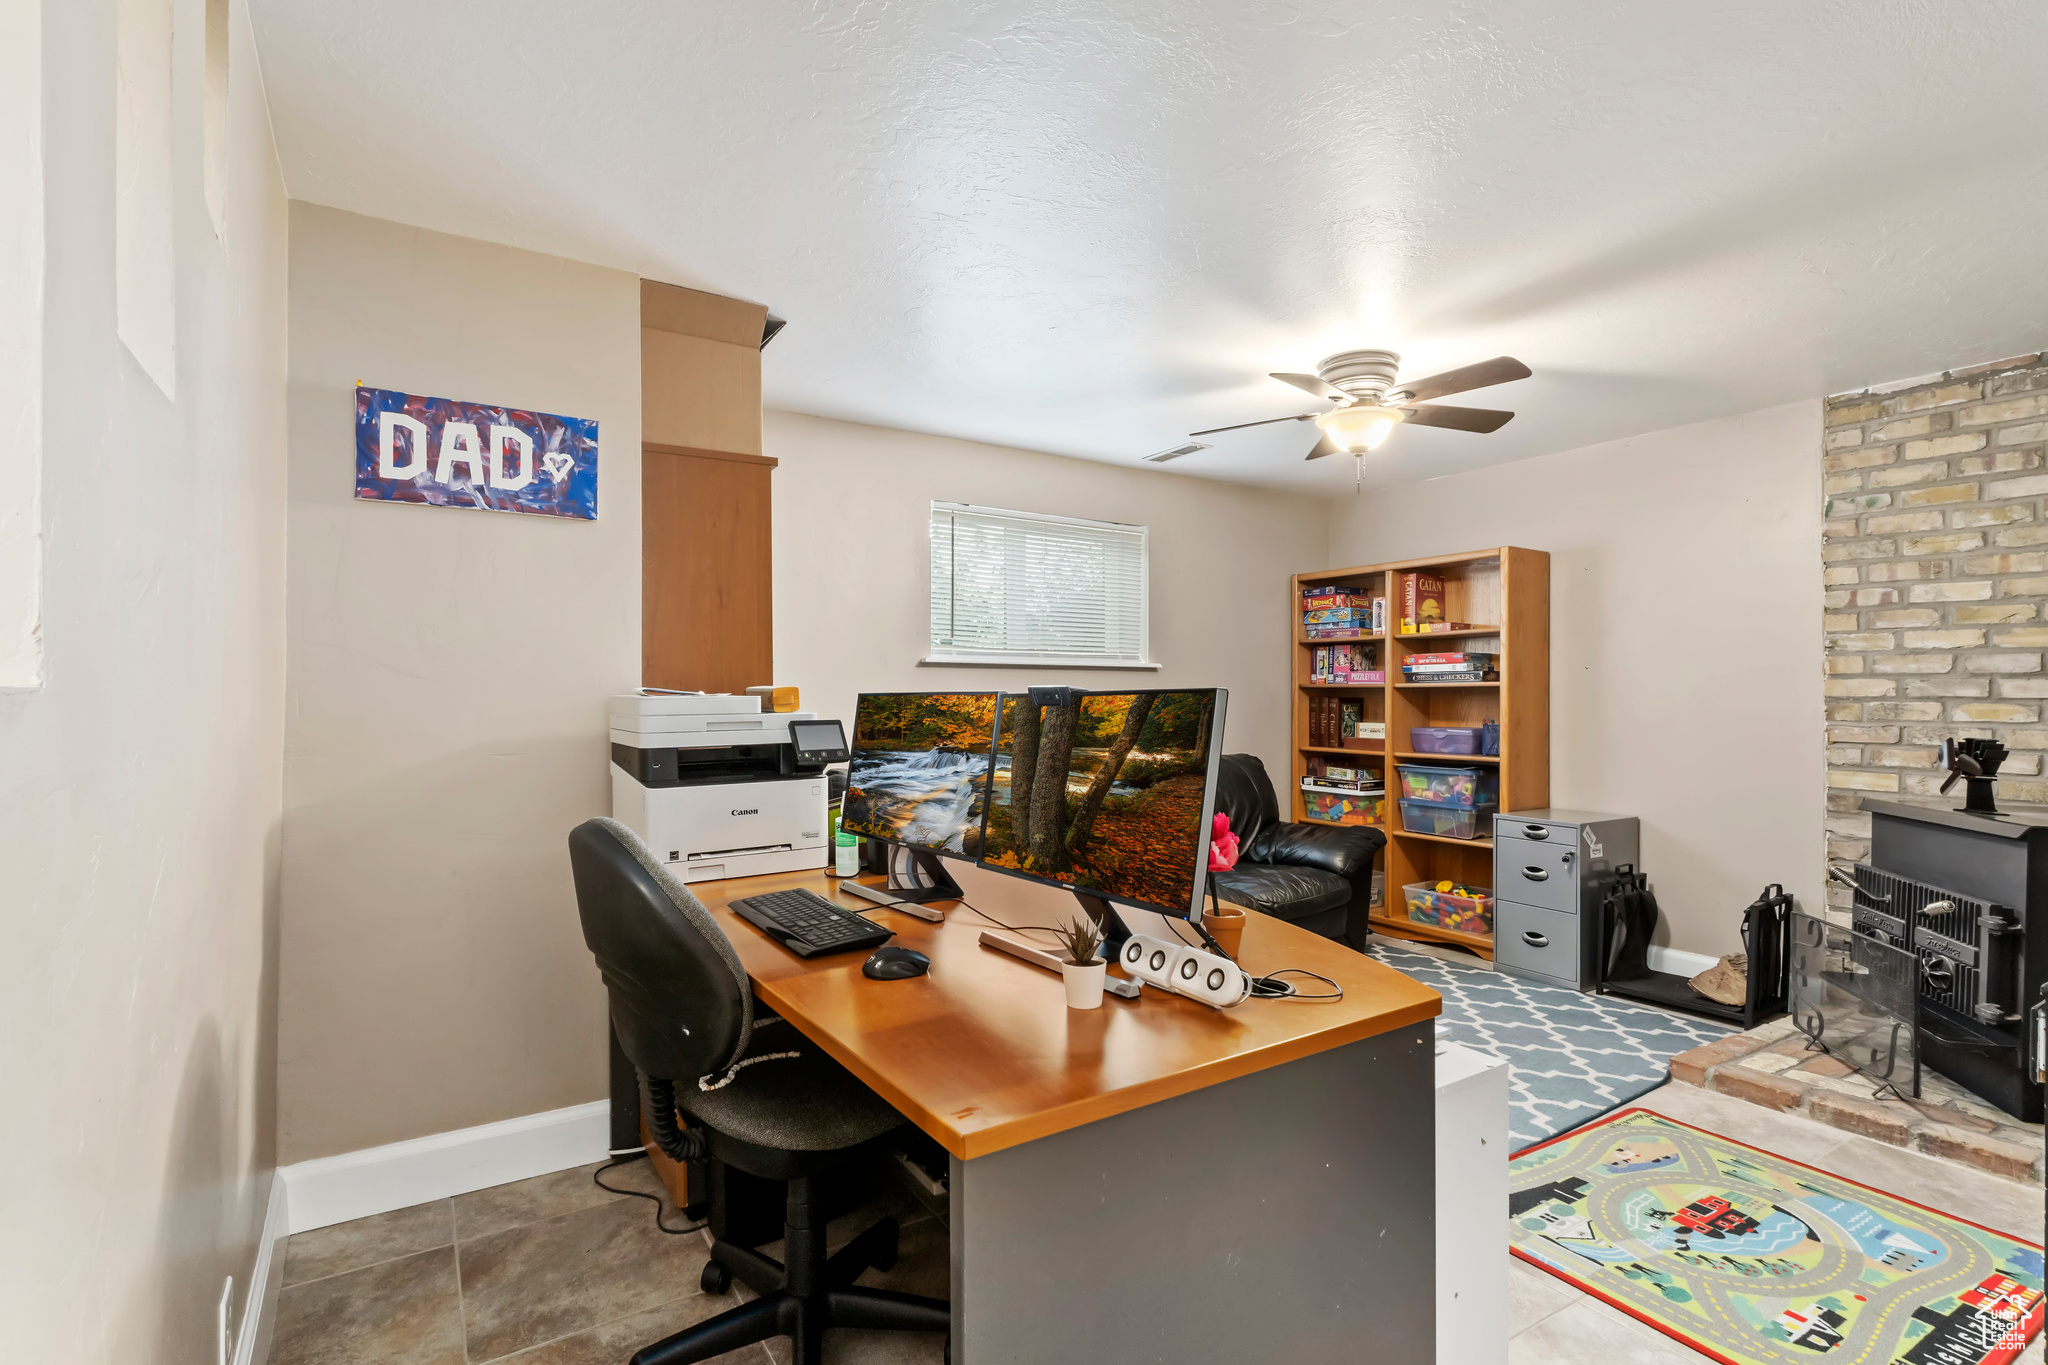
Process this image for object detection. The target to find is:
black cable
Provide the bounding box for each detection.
[951,899,1066,936]
[964,896,1341,1003]
[1248,969,1344,1001]
[1165,913,1343,1001]
[1164,915,1206,952]
[592,1153,708,1236]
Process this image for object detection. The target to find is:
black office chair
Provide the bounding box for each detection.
[569,817,951,1365]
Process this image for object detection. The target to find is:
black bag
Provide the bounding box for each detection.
[1740,883,1793,1019]
[1603,864,1659,983]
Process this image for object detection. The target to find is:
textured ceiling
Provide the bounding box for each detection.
[250,1,2048,491]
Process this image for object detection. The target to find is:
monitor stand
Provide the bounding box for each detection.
[840,846,962,922]
[1076,890,1232,962]
[1074,891,1137,959]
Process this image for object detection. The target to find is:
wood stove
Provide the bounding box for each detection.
[1857,798,2043,1122]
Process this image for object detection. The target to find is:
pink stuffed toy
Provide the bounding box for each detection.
[1207,811,1240,871]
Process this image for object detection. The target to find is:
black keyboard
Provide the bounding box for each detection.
[730,888,893,959]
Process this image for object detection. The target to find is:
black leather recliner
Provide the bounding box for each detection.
[1208,753,1385,945]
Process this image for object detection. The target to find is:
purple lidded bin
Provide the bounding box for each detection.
[1410,726,1484,756]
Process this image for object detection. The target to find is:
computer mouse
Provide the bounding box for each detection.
[862,946,931,980]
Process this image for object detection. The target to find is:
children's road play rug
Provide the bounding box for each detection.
[1510,1109,2044,1365]
[1369,942,1731,1146]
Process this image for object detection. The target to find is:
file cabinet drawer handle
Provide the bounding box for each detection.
[1522,825,1549,840]
[1522,931,1549,948]
[1521,866,1549,881]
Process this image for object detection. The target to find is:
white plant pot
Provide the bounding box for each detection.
[1061,958,1107,1009]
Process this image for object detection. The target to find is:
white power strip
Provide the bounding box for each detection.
[1118,934,1252,1008]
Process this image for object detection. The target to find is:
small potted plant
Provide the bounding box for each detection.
[1049,915,1107,1009]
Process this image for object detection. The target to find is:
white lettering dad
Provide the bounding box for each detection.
[378,411,428,479]
[436,422,486,485]
[488,424,535,491]
[377,410,543,493]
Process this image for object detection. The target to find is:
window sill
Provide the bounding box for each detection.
[919,654,1161,671]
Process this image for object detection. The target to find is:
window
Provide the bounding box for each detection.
[927,503,1153,668]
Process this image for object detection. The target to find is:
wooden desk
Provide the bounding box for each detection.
[685,866,1445,1364]
[693,868,1441,1160]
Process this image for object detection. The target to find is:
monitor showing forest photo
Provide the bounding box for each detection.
[841,693,999,855]
[979,689,1221,912]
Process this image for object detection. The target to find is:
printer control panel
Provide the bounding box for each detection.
[789,720,850,767]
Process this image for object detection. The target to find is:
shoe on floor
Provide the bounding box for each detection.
[1689,952,1747,1006]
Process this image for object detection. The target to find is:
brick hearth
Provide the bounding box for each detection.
[1670,1015,2045,1185]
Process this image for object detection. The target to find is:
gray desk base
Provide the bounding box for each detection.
[949,1026,1435,1363]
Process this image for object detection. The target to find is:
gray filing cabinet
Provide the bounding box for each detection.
[1492,809,1639,990]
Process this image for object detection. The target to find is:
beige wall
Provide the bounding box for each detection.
[0,1,289,1360]
[280,205,641,1162]
[1326,402,1825,958]
[766,409,1329,804]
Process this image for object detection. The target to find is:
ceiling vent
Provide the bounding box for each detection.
[1143,441,1210,463]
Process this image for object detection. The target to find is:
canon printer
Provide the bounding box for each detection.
[608,693,849,883]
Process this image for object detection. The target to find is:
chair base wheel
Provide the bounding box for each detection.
[700,1259,732,1295]
[873,1219,899,1273]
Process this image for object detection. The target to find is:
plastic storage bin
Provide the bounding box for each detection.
[1394,763,1498,808]
[1398,798,1496,840]
[1410,726,1485,755]
[1403,881,1495,935]
[1302,787,1386,826]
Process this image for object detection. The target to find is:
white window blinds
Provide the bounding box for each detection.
[927,503,1151,666]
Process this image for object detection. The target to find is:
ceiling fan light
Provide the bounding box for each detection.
[1315,404,1404,453]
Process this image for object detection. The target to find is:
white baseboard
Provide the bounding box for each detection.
[233,1172,289,1365]
[278,1100,610,1234]
[1646,944,1718,979]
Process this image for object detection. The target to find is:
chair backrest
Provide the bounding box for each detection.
[569,816,753,1085]
[1213,753,1281,853]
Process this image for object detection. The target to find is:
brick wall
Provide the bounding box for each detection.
[1823,352,2048,898]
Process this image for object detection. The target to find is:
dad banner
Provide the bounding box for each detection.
[354,386,599,520]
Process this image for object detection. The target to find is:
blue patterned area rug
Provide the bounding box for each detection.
[1369,942,1735,1149]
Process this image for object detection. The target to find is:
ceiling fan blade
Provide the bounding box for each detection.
[1399,403,1515,433]
[1270,372,1347,402]
[1188,413,1318,437]
[1304,433,1342,460]
[1394,356,1531,403]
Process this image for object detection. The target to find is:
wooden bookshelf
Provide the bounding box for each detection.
[1291,547,1550,959]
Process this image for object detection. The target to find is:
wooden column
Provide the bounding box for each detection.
[640,280,775,691]
[642,443,775,693]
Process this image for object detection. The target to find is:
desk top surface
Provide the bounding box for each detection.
[692,868,1442,1160]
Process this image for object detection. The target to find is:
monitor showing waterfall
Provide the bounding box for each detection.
[842,693,999,855]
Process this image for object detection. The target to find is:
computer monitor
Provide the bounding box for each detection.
[978,687,1228,944]
[840,691,1001,904]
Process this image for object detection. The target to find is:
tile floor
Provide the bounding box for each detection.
[272,1082,2044,1365]
[269,1160,946,1365]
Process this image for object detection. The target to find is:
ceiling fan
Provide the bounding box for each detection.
[1190,349,1532,465]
